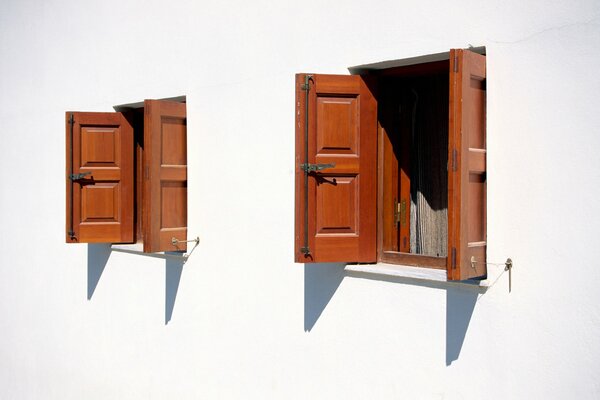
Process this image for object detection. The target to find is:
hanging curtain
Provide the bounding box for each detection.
[409,75,448,257]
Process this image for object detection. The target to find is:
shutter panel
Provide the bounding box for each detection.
[66,112,134,243]
[295,74,377,263]
[143,100,187,253]
[448,49,487,280]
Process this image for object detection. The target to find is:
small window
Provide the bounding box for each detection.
[294,49,486,281]
[65,98,188,253]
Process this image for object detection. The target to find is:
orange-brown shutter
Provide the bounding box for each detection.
[295,74,377,263]
[66,112,134,243]
[448,49,487,280]
[143,100,187,253]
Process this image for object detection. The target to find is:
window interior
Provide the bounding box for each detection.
[376,60,449,268]
[114,96,187,245]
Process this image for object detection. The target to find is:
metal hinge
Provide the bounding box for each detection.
[451,247,457,269]
[452,148,458,171]
[69,172,92,181]
[300,162,335,173]
[300,75,313,91]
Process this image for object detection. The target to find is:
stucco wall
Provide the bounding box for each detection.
[1,0,600,398]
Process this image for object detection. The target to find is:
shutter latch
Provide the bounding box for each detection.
[300,163,335,173]
[69,172,92,181]
[394,198,407,227]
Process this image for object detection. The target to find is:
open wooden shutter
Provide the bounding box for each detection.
[295,74,377,263]
[448,49,487,280]
[143,100,187,253]
[66,112,134,243]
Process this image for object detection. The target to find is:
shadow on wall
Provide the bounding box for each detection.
[446,287,478,365]
[307,264,480,364]
[87,245,185,324]
[165,254,184,325]
[88,244,111,300]
[304,263,345,331]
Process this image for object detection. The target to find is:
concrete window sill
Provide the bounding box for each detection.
[111,243,187,260]
[345,262,506,291]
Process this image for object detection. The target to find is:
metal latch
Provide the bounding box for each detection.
[300,163,336,173]
[394,198,407,227]
[69,172,92,181]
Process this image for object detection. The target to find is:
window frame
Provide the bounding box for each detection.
[373,59,450,270]
[294,48,487,281]
[66,97,188,253]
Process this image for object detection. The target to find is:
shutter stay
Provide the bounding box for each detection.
[301,75,313,256]
[171,236,200,246]
[67,113,76,239]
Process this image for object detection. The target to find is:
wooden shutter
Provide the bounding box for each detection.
[448,49,487,280]
[66,112,134,243]
[143,100,187,253]
[295,74,377,263]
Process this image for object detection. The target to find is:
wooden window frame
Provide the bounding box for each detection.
[66,97,188,253]
[375,59,450,270]
[295,48,487,281]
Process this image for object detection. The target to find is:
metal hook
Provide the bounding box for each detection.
[171,236,200,246]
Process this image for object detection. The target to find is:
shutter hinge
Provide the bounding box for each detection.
[301,74,313,91]
[300,74,314,257]
[451,247,457,269]
[67,112,76,240]
[452,148,458,171]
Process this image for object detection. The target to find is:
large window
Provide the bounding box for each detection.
[294,49,487,281]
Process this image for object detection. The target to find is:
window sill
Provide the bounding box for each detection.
[111,243,187,260]
[345,262,501,291]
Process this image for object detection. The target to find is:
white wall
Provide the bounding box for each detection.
[1,0,600,398]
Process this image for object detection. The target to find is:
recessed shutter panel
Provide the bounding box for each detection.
[143,100,187,253]
[448,50,487,280]
[66,112,134,243]
[295,74,377,263]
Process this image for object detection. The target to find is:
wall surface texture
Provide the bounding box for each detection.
[1,0,600,398]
